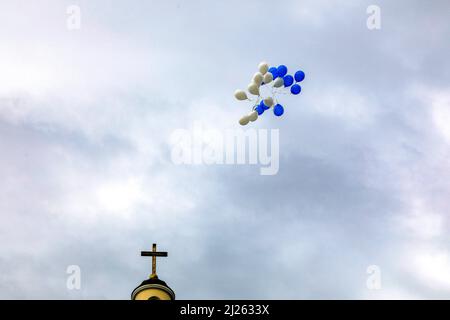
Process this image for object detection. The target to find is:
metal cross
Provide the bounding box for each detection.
[141,243,168,278]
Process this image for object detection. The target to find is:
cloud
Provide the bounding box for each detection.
[0,0,449,299]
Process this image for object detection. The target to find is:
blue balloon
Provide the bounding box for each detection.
[256,104,264,115]
[294,70,305,82]
[268,67,278,79]
[291,84,301,95]
[274,104,284,116]
[283,75,294,87]
[277,65,288,78]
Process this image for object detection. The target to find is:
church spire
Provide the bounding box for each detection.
[131,243,175,300]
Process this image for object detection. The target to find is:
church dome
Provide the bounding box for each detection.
[131,276,176,300]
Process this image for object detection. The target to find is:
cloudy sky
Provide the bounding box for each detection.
[0,0,449,299]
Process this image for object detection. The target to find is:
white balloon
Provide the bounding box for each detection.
[273,77,284,88]
[263,72,273,84]
[258,62,269,75]
[234,90,248,101]
[247,82,260,96]
[239,115,250,126]
[263,97,274,107]
[248,110,258,122]
[252,72,263,85]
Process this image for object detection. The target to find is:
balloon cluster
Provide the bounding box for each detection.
[234,62,306,125]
